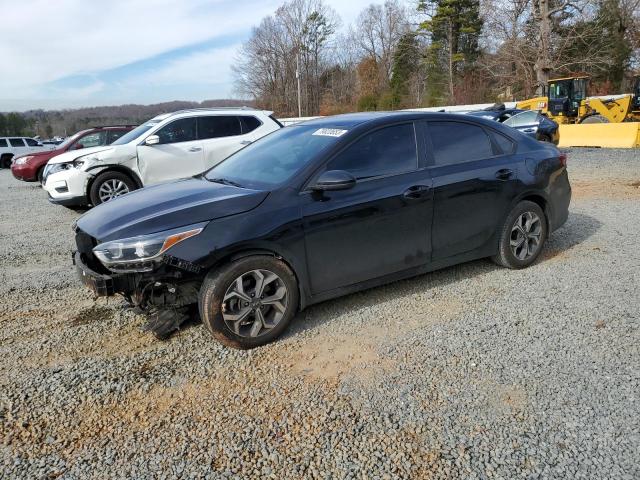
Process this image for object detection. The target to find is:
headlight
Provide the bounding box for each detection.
[92,223,207,272]
[47,158,86,175]
[14,156,33,165]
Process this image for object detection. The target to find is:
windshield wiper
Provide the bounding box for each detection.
[209,177,244,188]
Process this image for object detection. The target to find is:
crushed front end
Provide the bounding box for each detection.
[72,225,206,338]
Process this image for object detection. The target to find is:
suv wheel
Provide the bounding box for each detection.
[89,171,137,206]
[199,256,299,349]
[492,200,547,269]
[1,154,13,168]
[37,166,45,184]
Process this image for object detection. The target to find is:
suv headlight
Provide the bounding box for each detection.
[14,156,33,165]
[47,158,87,175]
[93,223,207,272]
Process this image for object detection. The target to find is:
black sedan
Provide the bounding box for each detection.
[72,112,571,348]
[467,108,560,144]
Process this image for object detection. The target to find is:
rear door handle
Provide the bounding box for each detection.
[188,147,202,152]
[495,168,514,180]
[403,185,430,200]
[240,140,252,146]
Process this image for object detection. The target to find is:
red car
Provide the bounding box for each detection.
[11,125,136,182]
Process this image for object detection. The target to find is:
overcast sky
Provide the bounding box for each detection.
[0,0,376,111]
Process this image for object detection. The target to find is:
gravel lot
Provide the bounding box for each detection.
[1,149,639,479]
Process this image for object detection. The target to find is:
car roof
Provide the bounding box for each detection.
[163,107,272,119]
[300,111,504,128]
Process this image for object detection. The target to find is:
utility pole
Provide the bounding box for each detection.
[296,51,302,118]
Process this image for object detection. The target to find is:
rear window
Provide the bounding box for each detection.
[492,131,516,154]
[9,138,25,147]
[428,121,494,166]
[198,116,242,139]
[0,139,7,147]
[240,116,262,134]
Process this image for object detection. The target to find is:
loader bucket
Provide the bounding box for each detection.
[558,123,640,148]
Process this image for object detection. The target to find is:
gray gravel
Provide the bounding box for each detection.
[1,148,639,479]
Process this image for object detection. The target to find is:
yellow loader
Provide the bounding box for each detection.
[516,76,640,147]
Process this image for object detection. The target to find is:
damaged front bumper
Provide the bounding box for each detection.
[73,250,203,339]
[73,251,138,297]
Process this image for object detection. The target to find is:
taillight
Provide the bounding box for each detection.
[559,152,567,167]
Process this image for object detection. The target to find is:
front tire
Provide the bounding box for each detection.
[1,154,13,168]
[492,201,547,269]
[199,256,299,349]
[579,114,609,124]
[89,171,137,206]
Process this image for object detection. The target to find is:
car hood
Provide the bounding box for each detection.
[19,148,62,159]
[48,146,115,164]
[76,177,269,241]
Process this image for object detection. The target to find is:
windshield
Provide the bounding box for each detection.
[111,119,163,145]
[205,125,345,189]
[58,130,89,149]
[549,81,570,99]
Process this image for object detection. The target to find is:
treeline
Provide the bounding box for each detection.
[0,99,254,138]
[234,0,640,116]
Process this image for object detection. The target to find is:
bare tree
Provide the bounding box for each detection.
[353,0,410,89]
[233,0,339,116]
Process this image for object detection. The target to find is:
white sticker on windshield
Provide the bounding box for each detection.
[312,128,348,137]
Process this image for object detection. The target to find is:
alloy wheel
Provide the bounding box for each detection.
[222,269,289,338]
[510,211,542,261]
[98,179,130,202]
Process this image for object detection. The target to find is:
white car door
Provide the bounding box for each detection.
[198,115,248,169]
[137,117,204,186]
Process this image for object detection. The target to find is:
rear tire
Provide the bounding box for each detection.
[492,201,547,269]
[580,114,609,124]
[89,171,137,206]
[199,256,299,349]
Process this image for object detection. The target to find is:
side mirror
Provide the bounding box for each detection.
[74,144,84,150]
[145,135,160,146]
[310,170,356,192]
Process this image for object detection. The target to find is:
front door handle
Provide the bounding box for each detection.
[495,168,514,180]
[240,140,252,146]
[188,146,202,152]
[403,185,430,200]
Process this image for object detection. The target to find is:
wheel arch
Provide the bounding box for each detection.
[515,192,552,232]
[86,165,143,197]
[1,153,14,167]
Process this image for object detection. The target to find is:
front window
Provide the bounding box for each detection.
[156,118,197,144]
[205,125,343,189]
[549,81,570,99]
[327,123,417,179]
[25,138,39,146]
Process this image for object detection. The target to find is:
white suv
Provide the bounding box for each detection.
[1,137,50,168]
[42,108,282,207]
